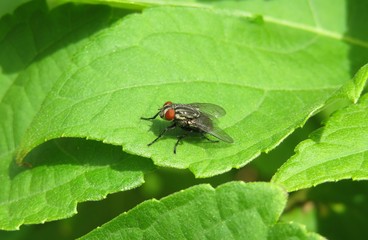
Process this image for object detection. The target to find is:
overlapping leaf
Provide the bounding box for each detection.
[0,139,153,230]
[272,66,368,191]
[80,182,323,239]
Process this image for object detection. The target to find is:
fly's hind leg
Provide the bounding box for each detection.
[174,134,188,154]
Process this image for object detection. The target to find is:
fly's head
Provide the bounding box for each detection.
[159,101,175,121]
[159,101,201,122]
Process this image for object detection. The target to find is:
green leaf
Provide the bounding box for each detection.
[0,1,152,230]
[80,182,323,239]
[15,1,366,179]
[0,0,30,17]
[331,63,368,103]
[49,0,205,10]
[268,223,323,240]
[2,0,368,231]
[272,66,368,191]
[280,204,318,234]
[0,139,153,230]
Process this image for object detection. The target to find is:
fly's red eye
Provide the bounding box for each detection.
[165,108,175,121]
[163,101,172,107]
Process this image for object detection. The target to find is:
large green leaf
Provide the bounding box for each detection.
[1,0,368,231]
[80,182,323,239]
[15,1,366,179]
[0,1,152,230]
[272,66,368,191]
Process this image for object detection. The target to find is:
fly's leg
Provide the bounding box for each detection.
[141,111,160,120]
[174,134,187,154]
[202,134,219,143]
[147,123,176,146]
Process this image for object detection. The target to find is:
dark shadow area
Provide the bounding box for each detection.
[9,137,154,179]
[145,119,230,153]
[347,1,368,76]
[308,180,368,240]
[0,0,134,74]
[248,114,323,181]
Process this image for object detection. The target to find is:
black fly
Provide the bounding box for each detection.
[141,101,233,153]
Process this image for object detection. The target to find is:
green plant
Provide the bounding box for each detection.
[1,0,367,239]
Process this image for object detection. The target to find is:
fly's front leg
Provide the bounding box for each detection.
[141,111,160,120]
[147,123,176,146]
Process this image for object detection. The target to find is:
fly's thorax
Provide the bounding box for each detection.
[173,104,201,120]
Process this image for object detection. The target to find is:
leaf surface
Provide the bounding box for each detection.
[80,182,323,239]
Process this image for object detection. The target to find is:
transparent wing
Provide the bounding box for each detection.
[193,115,234,143]
[189,103,226,118]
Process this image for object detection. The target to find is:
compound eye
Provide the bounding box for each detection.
[163,101,172,107]
[164,108,175,121]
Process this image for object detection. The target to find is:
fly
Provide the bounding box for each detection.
[141,101,233,153]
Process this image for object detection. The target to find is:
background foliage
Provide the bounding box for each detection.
[0,0,367,239]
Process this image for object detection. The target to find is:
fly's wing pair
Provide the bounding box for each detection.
[189,103,226,118]
[189,103,234,143]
